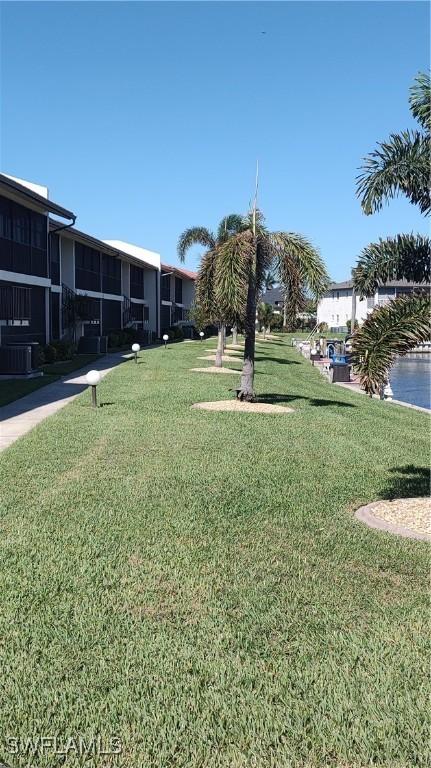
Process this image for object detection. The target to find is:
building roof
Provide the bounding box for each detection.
[328,278,430,291]
[161,263,197,281]
[261,287,283,303]
[0,173,75,221]
[49,221,159,271]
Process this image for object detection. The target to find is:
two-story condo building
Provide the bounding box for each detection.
[0,173,76,348]
[55,228,160,342]
[0,174,161,353]
[160,263,197,331]
[317,279,430,332]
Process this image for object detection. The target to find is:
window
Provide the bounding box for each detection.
[75,243,101,292]
[336,314,339,323]
[13,205,30,245]
[143,305,149,322]
[175,276,183,304]
[161,272,171,301]
[336,291,340,300]
[0,197,12,239]
[130,265,145,299]
[31,212,47,250]
[102,253,121,295]
[367,295,375,309]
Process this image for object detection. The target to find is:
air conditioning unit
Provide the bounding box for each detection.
[0,345,33,374]
[77,336,108,354]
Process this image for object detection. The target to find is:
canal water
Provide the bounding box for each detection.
[390,354,431,410]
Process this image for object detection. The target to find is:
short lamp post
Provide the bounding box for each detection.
[86,369,101,408]
[163,333,169,349]
[132,342,140,364]
[199,331,204,342]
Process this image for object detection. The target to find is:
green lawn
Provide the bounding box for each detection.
[0,354,103,408]
[0,374,61,408]
[0,337,429,767]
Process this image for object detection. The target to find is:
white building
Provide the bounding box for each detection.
[317,279,430,332]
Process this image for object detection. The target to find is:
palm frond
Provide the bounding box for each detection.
[351,294,431,394]
[257,302,274,326]
[214,230,254,323]
[195,250,218,323]
[353,234,431,297]
[409,71,431,133]
[177,227,216,262]
[271,232,329,299]
[216,214,246,244]
[356,130,430,216]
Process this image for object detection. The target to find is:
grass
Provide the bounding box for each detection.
[0,354,103,408]
[0,336,429,767]
[41,353,103,376]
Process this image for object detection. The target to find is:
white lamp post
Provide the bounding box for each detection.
[162,333,169,349]
[86,369,101,408]
[199,331,204,342]
[132,342,140,364]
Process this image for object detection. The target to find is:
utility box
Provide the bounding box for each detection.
[0,345,33,374]
[78,336,107,354]
[331,363,351,383]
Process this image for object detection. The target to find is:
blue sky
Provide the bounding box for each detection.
[1,1,429,279]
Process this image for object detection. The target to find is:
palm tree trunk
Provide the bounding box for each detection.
[222,323,226,351]
[283,295,288,328]
[351,287,356,334]
[232,325,238,345]
[215,325,223,368]
[238,246,257,401]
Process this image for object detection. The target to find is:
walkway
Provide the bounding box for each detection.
[0,351,130,452]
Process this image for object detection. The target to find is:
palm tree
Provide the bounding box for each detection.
[352,72,431,394]
[257,302,274,338]
[178,214,244,366]
[214,210,329,400]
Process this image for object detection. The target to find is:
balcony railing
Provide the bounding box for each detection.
[0,285,31,322]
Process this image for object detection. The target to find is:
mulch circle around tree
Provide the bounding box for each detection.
[198,355,241,363]
[190,367,240,375]
[355,498,430,541]
[191,400,294,414]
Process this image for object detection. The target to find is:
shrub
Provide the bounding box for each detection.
[42,340,75,363]
[107,328,140,349]
[271,314,283,330]
[346,319,359,333]
[43,344,57,364]
[163,326,184,342]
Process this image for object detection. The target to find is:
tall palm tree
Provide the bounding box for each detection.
[352,72,431,394]
[213,210,329,400]
[178,214,244,366]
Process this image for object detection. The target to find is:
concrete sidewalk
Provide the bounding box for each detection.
[0,351,130,452]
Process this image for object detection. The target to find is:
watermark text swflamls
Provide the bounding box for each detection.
[5,735,122,758]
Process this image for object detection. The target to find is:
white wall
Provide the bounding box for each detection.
[60,236,74,289]
[317,288,369,329]
[182,278,195,309]
[144,268,159,333]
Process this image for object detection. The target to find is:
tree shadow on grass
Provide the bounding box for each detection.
[254,356,301,365]
[380,465,430,500]
[256,392,357,408]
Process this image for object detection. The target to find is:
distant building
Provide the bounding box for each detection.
[160,263,196,331]
[260,287,284,313]
[317,279,430,332]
